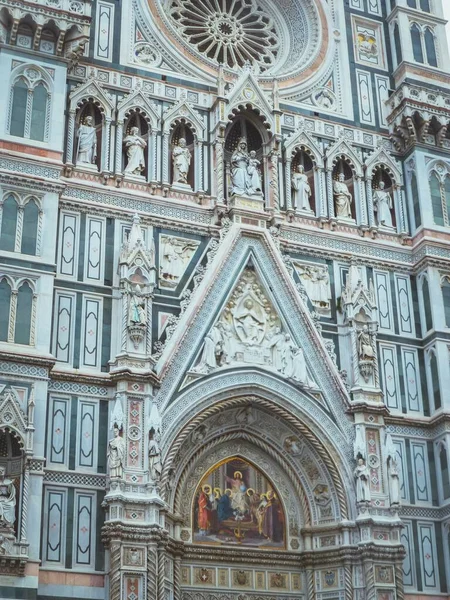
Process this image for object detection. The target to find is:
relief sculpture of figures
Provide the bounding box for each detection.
[291,165,311,211]
[107,426,125,479]
[0,466,16,528]
[123,126,147,175]
[172,138,192,185]
[354,458,371,503]
[296,264,331,310]
[191,270,314,387]
[373,182,393,228]
[333,173,353,219]
[76,115,97,165]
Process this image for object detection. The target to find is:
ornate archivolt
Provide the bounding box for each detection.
[161,391,355,523]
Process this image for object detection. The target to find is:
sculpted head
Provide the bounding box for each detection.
[238,137,248,151]
[131,126,139,135]
[249,150,256,159]
[338,173,345,182]
[113,425,120,437]
[296,165,304,174]
[84,116,93,126]
[379,181,385,190]
[179,138,187,147]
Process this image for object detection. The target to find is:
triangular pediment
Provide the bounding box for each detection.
[154,225,351,434]
[117,90,160,129]
[365,146,403,183]
[163,100,206,140]
[69,78,114,113]
[226,70,274,132]
[325,138,363,177]
[183,264,316,389]
[284,127,324,167]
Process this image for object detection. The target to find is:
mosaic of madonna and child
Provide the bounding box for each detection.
[193,457,285,548]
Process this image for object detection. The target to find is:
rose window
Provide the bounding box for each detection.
[168,0,280,71]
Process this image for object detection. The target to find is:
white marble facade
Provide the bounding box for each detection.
[0,1,450,600]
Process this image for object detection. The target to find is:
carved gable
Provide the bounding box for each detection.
[187,266,315,388]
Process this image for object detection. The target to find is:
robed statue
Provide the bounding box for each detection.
[76,115,97,165]
[123,126,147,175]
[172,138,192,185]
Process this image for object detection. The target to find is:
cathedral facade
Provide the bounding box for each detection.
[0,1,449,599]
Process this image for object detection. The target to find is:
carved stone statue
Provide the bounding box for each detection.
[0,466,16,528]
[129,286,146,325]
[107,426,125,479]
[333,173,353,219]
[373,182,393,228]
[247,150,262,195]
[388,459,400,506]
[194,323,223,373]
[172,138,192,185]
[230,137,261,196]
[76,115,97,165]
[148,428,162,482]
[123,126,147,175]
[291,165,311,211]
[354,458,371,503]
[358,325,374,360]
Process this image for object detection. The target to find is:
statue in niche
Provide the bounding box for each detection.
[123,126,147,175]
[172,138,192,185]
[148,428,162,482]
[296,264,331,310]
[388,458,400,506]
[291,165,312,211]
[333,173,353,219]
[76,115,97,165]
[0,466,16,528]
[247,150,262,194]
[354,458,371,503]
[358,325,374,361]
[230,137,261,196]
[373,181,393,228]
[129,285,146,325]
[107,426,125,479]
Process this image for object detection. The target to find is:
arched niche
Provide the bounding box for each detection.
[170,121,195,189]
[0,428,25,537]
[74,101,103,170]
[122,110,150,180]
[192,455,286,549]
[371,167,396,230]
[332,158,357,221]
[291,149,316,214]
[224,114,266,200]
